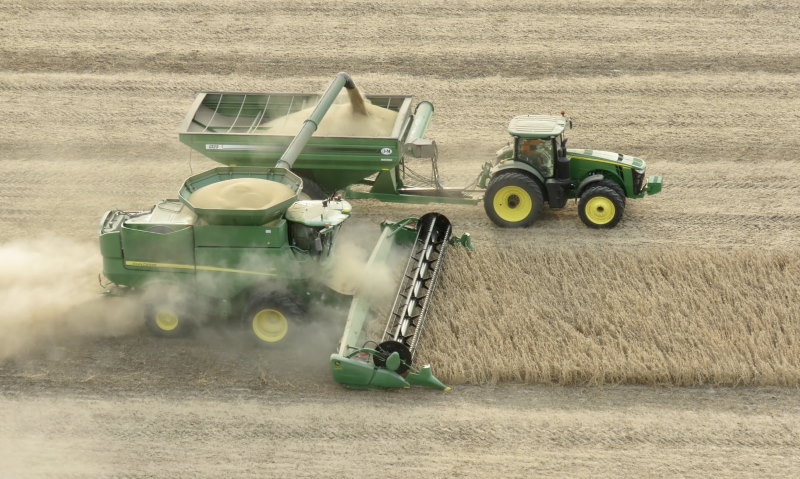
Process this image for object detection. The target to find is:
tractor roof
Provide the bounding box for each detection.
[508,115,566,138]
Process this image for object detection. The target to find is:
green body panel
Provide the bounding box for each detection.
[193,222,288,248]
[193,245,297,299]
[330,354,411,390]
[566,149,650,198]
[121,225,195,271]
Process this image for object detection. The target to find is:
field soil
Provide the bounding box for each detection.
[1,1,799,477]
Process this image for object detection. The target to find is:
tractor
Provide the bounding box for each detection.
[481,113,662,228]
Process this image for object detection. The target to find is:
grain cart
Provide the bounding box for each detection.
[178,78,661,228]
[99,73,464,390]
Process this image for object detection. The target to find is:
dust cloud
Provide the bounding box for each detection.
[0,238,140,360]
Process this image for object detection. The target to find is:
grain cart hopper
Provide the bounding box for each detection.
[99,73,462,389]
[179,76,662,228]
[178,78,478,206]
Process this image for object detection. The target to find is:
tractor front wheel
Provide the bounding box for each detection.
[242,295,302,345]
[578,185,625,228]
[483,171,544,228]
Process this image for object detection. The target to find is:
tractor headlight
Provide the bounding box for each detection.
[633,168,646,193]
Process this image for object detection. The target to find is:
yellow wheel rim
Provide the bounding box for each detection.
[155,310,179,331]
[585,196,616,225]
[252,309,288,343]
[493,186,533,222]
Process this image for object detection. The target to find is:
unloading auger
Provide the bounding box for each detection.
[330,212,469,390]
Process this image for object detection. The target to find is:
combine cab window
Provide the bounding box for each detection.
[518,138,554,177]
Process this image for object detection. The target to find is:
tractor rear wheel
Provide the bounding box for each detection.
[578,185,625,228]
[143,286,195,338]
[242,295,303,345]
[483,171,544,228]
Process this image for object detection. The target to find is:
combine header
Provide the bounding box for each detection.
[331,212,456,390]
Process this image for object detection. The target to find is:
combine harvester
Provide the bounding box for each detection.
[99,73,466,390]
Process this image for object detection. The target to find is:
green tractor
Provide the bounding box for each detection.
[481,114,662,228]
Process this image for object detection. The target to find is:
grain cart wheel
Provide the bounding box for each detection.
[143,285,195,338]
[484,171,544,227]
[578,185,625,228]
[242,295,302,345]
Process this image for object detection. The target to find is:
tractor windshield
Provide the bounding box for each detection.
[518,137,554,177]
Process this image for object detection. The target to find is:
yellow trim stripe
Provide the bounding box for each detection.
[570,155,633,169]
[125,260,277,277]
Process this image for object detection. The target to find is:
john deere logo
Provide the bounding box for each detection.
[381,147,393,155]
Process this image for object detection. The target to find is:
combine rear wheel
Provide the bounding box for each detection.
[578,185,625,228]
[242,295,302,345]
[483,171,544,228]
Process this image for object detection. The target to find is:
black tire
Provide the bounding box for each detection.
[297,176,326,200]
[241,294,303,346]
[578,185,625,228]
[142,285,195,338]
[595,178,626,207]
[483,171,544,228]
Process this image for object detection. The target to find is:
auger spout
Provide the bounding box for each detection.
[275,72,357,170]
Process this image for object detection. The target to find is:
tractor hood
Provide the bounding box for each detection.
[567,149,646,170]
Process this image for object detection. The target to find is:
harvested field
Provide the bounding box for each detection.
[1,0,799,477]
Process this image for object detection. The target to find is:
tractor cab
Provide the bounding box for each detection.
[508,114,569,179]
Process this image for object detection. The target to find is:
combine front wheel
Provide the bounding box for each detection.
[143,287,195,338]
[578,185,625,228]
[483,171,544,228]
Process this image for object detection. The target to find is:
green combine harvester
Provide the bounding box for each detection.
[100,73,465,390]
